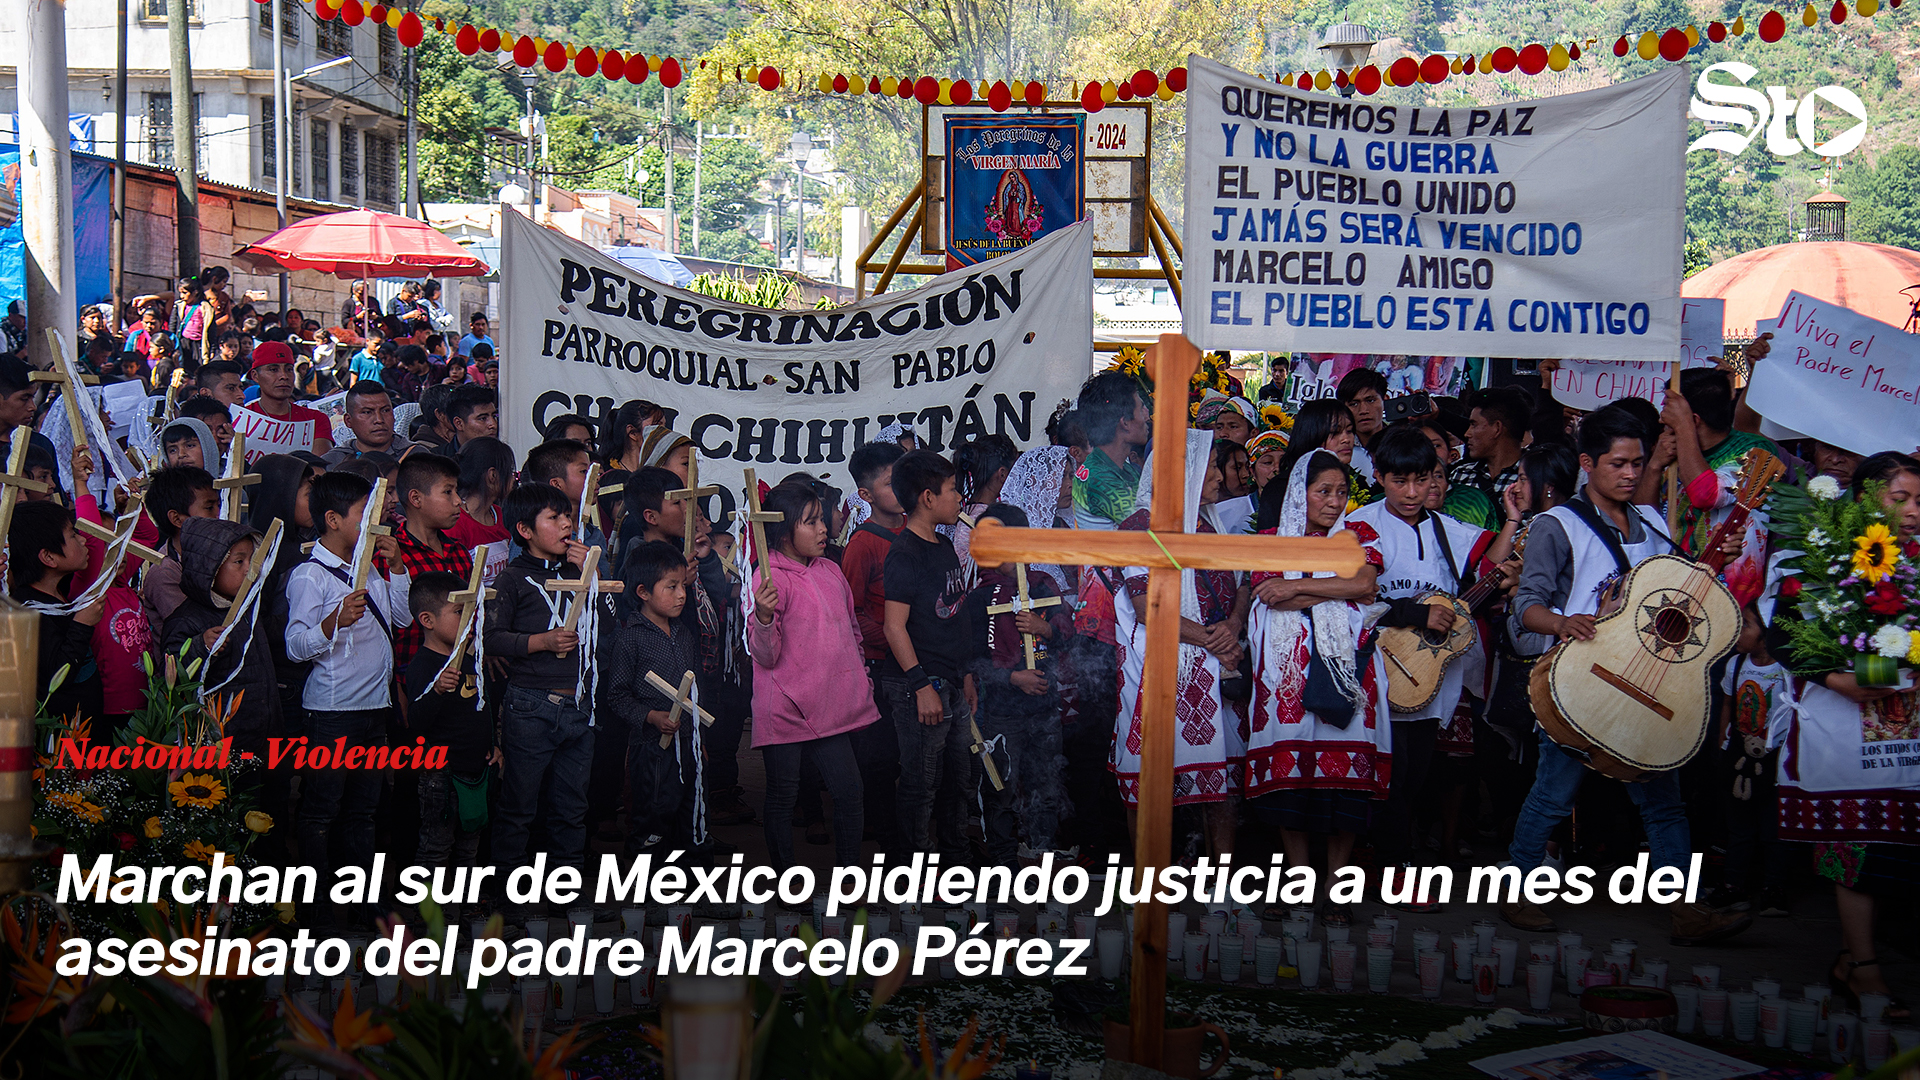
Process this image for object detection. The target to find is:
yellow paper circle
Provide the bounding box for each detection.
[1157,84,1174,100]
[1636,31,1660,59]
[1860,0,1879,16]
[1101,79,1119,102]
[1313,69,1332,90]
[1548,42,1571,70]
[937,78,953,105]
[1732,15,1746,32]
[385,7,402,27]
[850,75,865,95]
[881,76,898,95]
[1803,3,1818,24]
[1685,24,1700,45]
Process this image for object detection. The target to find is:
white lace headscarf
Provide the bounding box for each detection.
[999,445,1073,592]
[40,385,137,500]
[876,421,915,447]
[1262,451,1367,718]
[1131,430,1215,645]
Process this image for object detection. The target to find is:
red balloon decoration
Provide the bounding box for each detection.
[1492,46,1518,71]
[1462,54,1477,73]
[479,27,501,52]
[869,76,882,94]
[1081,81,1105,112]
[1517,42,1549,73]
[898,76,917,99]
[1117,80,1134,100]
[575,46,598,77]
[988,81,1012,111]
[915,76,940,104]
[951,79,972,104]
[660,56,683,87]
[757,66,780,91]
[1420,54,1450,83]
[316,0,337,20]
[398,11,425,47]
[1295,72,1313,89]
[602,49,625,81]
[1335,68,1351,86]
[1354,65,1382,95]
[513,35,537,67]
[1388,56,1420,85]
[1613,35,1630,55]
[1024,80,1044,106]
[1759,9,1787,39]
[1166,66,1187,93]
[1832,0,1848,20]
[1707,20,1728,40]
[1131,69,1159,97]
[833,73,850,93]
[369,5,387,23]
[1657,27,1689,61]
[340,0,365,25]
[1569,42,1581,59]
[627,57,649,84]
[543,41,568,72]
[455,24,479,54]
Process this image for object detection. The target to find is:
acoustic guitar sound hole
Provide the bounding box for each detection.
[1653,608,1691,644]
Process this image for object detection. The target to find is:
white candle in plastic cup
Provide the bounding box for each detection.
[374,973,399,1005]
[1413,927,1441,956]
[1493,937,1519,986]
[1073,914,1098,941]
[868,912,893,937]
[1329,941,1358,992]
[1417,949,1443,1000]
[1529,939,1556,964]
[593,967,615,1014]
[1451,932,1474,982]
[1373,914,1399,948]
[1297,940,1324,988]
[1097,928,1126,980]
[1282,932,1299,968]
[899,912,924,939]
[821,916,846,940]
[1730,990,1760,1041]
[1255,937,1284,985]
[1182,933,1209,981]
[1202,913,1228,965]
[775,913,804,938]
[1219,937,1245,983]
[1760,997,1786,1048]
[1831,1011,1859,1064]
[483,990,510,1015]
[1693,962,1721,989]
[1527,960,1555,1013]
[525,918,550,945]
[568,908,593,931]
[1805,984,1832,1033]
[1564,946,1592,996]
[1324,923,1351,946]
[1366,944,1391,993]
[671,905,695,936]
[1555,931,1582,966]
[1472,919,1497,956]
[1673,983,1700,1034]
[1860,992,1890,1022]
[993,910,1019,938]
[553,973,577,1022]
[739,918,766,941]
[522,978,549,1029]
[1864,1021,1893,1069]
[621,908,645,935]
[1472,954,1498,1004]
[1752,976,1781,999]
[1367,927,1394,950]
[1785,1000,1817,1052]
[742,900,767,921]
[1166,911,1188,958]
[1642,957,1669,989]
[1701,988,1730,1037]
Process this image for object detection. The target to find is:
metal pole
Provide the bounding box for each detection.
[794,155,804,275]
[691,122,702,256]
[404,13,418,218]
[22,0,77,367]
[167,0,200,274]
[522,72,536,217]
[663,88,675,253]
[112,0,128,320]
[274,0,288,317]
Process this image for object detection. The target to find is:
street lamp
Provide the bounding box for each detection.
[277,53,353,310]
[1318,23,1378,97]
[789,130,812,276]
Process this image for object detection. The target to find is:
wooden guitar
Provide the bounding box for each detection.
[1379,529,1525,712]
[1698,448,1785,573]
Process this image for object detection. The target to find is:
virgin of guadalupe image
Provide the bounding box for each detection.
[985,169,1043,243]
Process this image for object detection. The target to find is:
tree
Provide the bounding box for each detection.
[1845,144,1920,248]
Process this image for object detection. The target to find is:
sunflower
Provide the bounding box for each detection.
[182,840,220,864]
[168,772,226,809]
[245,811,273,834]
[1852,523,1902,584]
[143,816,163,839]
[46,790,106,824]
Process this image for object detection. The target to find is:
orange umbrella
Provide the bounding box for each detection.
[234,208,491,279]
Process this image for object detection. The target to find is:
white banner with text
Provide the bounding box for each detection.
[1746,291,1920,457]
[1549,297,1725,411]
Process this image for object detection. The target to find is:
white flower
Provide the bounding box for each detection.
[1377,1040,1427,1064]
[1809,475,1843,500]
[1489,1008,1522,1029]
[1874,624,1911,658]
[1808,527,1831,548]
[1423,1032,1462,1049]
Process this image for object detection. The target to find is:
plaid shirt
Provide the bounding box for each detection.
[393,526,474,670]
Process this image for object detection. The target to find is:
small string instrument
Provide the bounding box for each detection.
[1380,527,1527,711]
[1698,449,1785,573]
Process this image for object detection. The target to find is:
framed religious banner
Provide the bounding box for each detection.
[941,113,1086,270]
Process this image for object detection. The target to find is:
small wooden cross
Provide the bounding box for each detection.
[666,452,721,560]
[966,333,1368,1071]
[0,434,51,552]
[967,716,1006,791]
[446,545,497,666]
[577,462,608,538]
[985,563,1064,670]
[217,518,283,630]
[541,545,624,659]
[214,434,263,521]
[31,330,101,454]
[644,669,717,749]
[73,510,168,565]
[740,467,783,586]
[349,477,393,592]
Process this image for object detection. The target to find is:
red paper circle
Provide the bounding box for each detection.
[340,0,365,25]
[1570,43,1582,59]
[1707,20,1727,40]
[1081,81,1105,111]
[915,76,940,104]
[1492,46,1518,71]
[1117,80,1134,100]
[575,46,598,77]
[455,24,479,54]
[1832,0,1848,21]
[1759,9,1787,38]
[1613,35,1630,55]
[602,49,625,81]
[316,0,337,20]
[1166,66,1187,92]
[1024,80,1044,106]
[833,73,850,93]
[1335,68,1351,86]
[757,66,780,91]
[1355,65,1382,95]
[1517,43,1549,73]
[898,76,917,99]
[1421,54,1450,83]
[1389,56,1420,84]
[513,36,537,67]
[543,41,568,72]
[369,5,387,23]
[1657,28,1689,61]
[952,79,972,104]
[659,57,682,87]
[627,57,649,84]
[1131,69,1159,97]
[479,27,501,51]
[397,11,423,46]
[869,76,882,94]
[989,81,1012,111]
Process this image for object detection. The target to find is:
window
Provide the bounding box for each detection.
[378,25,401,80]
[258,0,297,41]
[260,98,275,179]
[140,0,198,21]
[145,92,203,168]
[310,117,331,202]
[316,17,351,57]
[366,133,397,207]
[290,103,304,195]
[340,128,360,202]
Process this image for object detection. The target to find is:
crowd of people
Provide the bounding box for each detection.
[5,279,1913,1024]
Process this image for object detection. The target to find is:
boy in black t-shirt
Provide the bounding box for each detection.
[882,450,976,857]
[406,571,497,882]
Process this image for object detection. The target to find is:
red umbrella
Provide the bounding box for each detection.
[234,208,491,279]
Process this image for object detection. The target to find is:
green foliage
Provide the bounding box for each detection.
[688,271,798,307]
[1841,144,1920,248]
[1770,478,1918,674]
[701,227,777,265]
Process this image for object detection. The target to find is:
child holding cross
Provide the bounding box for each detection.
[965,503,1075,866]
[606,539,710,859]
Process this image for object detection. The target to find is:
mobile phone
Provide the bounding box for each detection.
[1384,391,1432,424]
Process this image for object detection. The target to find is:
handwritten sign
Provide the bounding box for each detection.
[1549,298,1725,411]
[1746,291,1920,457]
[228,404,315,461]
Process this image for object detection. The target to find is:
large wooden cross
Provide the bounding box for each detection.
[31,329,100,455]
[0,435,50,552]
[349,478,394,592]
[739,467,783,586]
[217,518,284,631]
[666,453,721,560]
[577,463,613,539]
[214,434,263,521]
[968,334,1367,1071]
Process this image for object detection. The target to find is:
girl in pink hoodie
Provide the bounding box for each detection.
[747,480,879,869]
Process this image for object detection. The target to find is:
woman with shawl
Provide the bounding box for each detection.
[1111,430,1249,855]
[998,445,1075,594]
[1245,450,1390,909]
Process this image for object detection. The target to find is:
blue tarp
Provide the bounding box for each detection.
[603,244,693,288]
[1,142,115,321]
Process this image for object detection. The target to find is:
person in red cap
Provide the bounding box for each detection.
[241,340,335,456]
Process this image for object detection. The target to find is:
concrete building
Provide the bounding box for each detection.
[0,0,408,208]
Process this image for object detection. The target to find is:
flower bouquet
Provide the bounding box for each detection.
[1769,474,1920,687]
